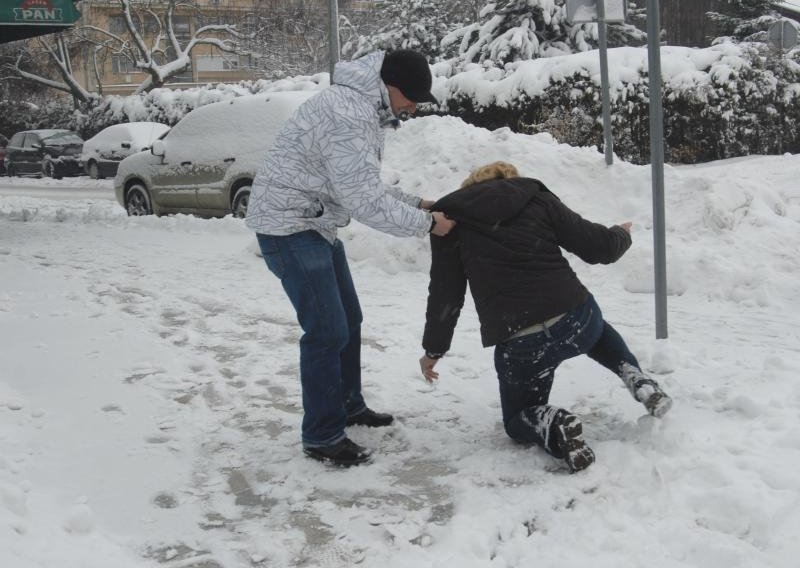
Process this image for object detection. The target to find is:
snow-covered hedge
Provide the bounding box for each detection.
[2,42,798,165]
[432,41,800,164]
[73,74,328,139]
[0,74,328,141]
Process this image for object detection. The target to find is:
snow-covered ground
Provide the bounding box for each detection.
[1,116,799,568]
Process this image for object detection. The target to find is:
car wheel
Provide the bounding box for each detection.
[232,186,251,218]
[87,161,103,180]
[43,160,62,180]
[125,183,153,216]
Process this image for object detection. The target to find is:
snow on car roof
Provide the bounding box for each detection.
[165,91,315,165]
[84,122,170,155]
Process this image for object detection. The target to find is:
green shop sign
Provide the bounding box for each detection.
[0,0,80,43]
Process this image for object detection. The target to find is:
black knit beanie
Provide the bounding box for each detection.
[380,50,438,104]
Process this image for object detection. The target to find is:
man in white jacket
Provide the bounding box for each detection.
[246,50,454,466]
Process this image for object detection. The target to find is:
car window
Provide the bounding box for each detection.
[22,134,40,148]
[42,132,82,145]
[9,133,24,147]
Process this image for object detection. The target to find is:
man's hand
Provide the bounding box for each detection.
[419,355,440,383]
[419,199,435,210]
[431,212,456,236]
[619,221,632,233]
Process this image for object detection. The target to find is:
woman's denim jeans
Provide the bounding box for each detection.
[494,294,640,448]
[257,231,366,448]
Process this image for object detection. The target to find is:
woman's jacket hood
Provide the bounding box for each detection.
[432,177,552,227]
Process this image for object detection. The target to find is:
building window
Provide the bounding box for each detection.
[112,56,137,74]
[109,15,127,35]
[108,14,158,36]
[196,55,244,72]
[171,15,192,41]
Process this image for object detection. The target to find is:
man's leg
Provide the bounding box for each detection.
[331,239,366,416]
[258,231,350,447]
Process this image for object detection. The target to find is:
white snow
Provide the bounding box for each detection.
[2,114,800,568]
[432,43,751,107]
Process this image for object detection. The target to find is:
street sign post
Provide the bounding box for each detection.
[566,0,627,23]
[329,0,340,81]
[567,0,668,338]
[767,20,797,155]
[646,0,668,339]
[566,0,628,166]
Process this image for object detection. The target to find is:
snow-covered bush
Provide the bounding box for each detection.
[72,75,327,139]
[0,99,76,138]
[3,41,798,165]
[435,41,800,164]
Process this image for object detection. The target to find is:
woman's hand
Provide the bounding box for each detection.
[419,199,435,210]
[419,355,440,383]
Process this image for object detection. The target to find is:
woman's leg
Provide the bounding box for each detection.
[494,297,604,471]
[585,302,672,418]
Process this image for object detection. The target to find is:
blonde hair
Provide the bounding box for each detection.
[460,161,519,188]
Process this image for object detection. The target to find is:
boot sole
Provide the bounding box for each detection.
[557,415,596,473]
[645,393,673,418]
[303,448,371,467]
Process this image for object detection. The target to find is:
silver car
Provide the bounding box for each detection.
[114,91,314,218]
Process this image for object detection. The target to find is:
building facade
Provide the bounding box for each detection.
[74,0,259,94]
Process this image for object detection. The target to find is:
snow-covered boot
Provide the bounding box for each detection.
[620,363,673,418]
[549,409,595,473]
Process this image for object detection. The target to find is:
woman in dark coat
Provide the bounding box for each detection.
[420,162,672,472]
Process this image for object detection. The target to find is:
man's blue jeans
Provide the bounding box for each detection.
[494,294,641,450]
[257,231,366,448]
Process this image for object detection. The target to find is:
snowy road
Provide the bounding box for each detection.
[0,177,115,200]
[2,118,799,568]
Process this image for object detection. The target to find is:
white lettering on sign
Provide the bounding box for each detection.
[13,7,64,22]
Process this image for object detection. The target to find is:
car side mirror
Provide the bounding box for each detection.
[121,142,131,149]
[151,140,165,157]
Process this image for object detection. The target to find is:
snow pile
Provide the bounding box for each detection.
[1,115,800,567]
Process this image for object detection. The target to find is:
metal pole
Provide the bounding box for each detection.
[597,0,614,165]
[329,0,340,82]
[646,0,668,339]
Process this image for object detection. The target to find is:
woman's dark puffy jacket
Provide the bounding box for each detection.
[423,177,632,353]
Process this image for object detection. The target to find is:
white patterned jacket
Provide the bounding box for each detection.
[245,51,432,243]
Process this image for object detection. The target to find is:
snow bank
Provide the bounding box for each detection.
[1,115,799,568]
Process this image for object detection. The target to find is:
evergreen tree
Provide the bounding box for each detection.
[441,1,645,69]
[341,0,471,61]
[708,0,781,41]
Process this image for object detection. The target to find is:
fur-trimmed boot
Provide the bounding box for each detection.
[620,363,673,418]
[534,405,595,473]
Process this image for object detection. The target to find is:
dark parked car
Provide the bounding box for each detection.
[4,129,84,179]
[0,134,7,175]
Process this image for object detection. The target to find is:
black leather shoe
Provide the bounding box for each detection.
[346,407,394,427]
[303,438,371,467]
